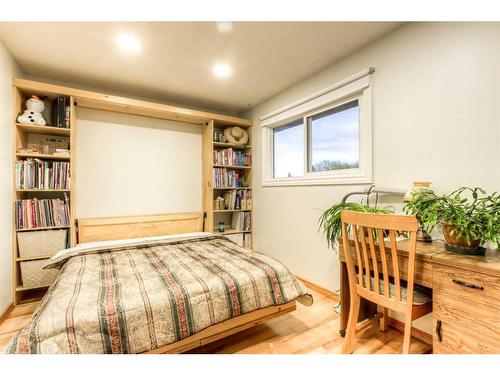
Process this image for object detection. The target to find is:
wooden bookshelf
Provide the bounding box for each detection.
[203,120,253,249]
[12,83,76,305]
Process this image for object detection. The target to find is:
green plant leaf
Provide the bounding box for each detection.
[403,186,499,246]
[318,202,391,250]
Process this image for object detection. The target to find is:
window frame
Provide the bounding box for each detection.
[261,74,372,187]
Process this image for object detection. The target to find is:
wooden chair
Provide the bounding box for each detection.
[341,211,432,354]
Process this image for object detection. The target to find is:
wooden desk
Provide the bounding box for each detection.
[338,240,500,353]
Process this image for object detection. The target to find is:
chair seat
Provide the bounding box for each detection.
[358,275,432,305]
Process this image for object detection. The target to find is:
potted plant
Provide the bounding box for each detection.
[404,187,500,255]
[319,202,391,249]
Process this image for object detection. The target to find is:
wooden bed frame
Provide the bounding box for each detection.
[75,211,298,354]
[76,212,206,244]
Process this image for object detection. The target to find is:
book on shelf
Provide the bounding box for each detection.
[54,148,70,155]
[214,189,252,210]
[65,104,71,128]
[243,233,252,248]
[242,190,252,210]
[51,96,71,128]
[15,195,70,230]
[213,128,225,143]
[213,148,251,166]
[231,212,252,232]
[213,167,249,188]
[16,158,70,190]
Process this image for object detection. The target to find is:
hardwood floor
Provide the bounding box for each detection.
[0,290,431,354]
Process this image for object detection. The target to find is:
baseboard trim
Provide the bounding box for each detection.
[297,276,339,301]
[388,317,433,346]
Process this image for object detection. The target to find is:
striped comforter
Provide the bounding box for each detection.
[5,234,311,354]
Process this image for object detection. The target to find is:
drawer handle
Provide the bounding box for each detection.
[436,319,442,342]
[452,279,484,290]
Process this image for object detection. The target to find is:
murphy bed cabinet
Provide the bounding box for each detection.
[12,78,252,305]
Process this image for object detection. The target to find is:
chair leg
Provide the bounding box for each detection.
[402,314,413,354]
[342,295,361,354]
[379,307,389,332]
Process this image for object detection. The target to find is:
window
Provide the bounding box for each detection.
[261,70,372,186]
[273,120,303,178]
[308,100,359,173]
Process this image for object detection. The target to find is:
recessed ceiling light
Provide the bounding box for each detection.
[216,22,233,33]
[213,63,232,78]
[116,34,141,53]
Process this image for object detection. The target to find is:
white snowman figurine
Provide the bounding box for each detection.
[17,96,46,126]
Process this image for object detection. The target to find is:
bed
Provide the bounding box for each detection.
[5,212,312,354]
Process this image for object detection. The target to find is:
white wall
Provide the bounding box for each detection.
[76,108,202,218]
[244,22,500,294]
[0,40,20,314]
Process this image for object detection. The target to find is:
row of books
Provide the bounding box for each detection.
[214,190,252,210]
[231,212,252,232]
[213,168,248,188]
[213,149,251,166]
[15,197,70,230]
[15,159,70,190]
[213,128,225,143]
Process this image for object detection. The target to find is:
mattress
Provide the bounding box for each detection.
[5,233,311,354]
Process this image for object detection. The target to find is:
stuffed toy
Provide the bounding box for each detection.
[224,126,249,146]
[17,96,46,126]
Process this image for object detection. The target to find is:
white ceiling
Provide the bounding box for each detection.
[0,22,401,114]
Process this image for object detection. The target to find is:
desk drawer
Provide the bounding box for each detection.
[433,264,500,354]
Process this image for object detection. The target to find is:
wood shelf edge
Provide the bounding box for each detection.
[16,226,70,232]
[213,165,251,169]
[16,189,70,192]
[217,230,252,235]
[15,284,51,292]
[16,123,71,135]
[16,153,70,160]
[16,255,52,262]
[13,77,252,127]
[213,209,252,213]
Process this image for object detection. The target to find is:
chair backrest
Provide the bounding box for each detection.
[341,211,418,310]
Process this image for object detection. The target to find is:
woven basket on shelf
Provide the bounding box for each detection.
[17,229,67,258]
[20,259,58,288]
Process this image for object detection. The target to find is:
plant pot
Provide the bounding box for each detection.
[442,224,485,255]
